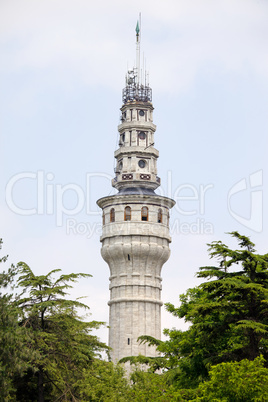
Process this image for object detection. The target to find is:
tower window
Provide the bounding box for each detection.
[128,254,131,261]
[158,208,163,223]
[124,206,131,221]
[127,338,130,345]
[139,110,145,116]
[110,208,115,222]
[138,160,146,169]
[141,206,148,221]
[138,131,146,140]
[102,211,105,225]
[122,133,125,142]
[167,211,170,226]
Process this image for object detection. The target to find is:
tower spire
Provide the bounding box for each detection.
[123,15,151,104]
[136,19,140,85]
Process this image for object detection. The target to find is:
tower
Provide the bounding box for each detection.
[97,22,175,363]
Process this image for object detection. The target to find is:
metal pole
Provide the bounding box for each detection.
[136,18,140,86]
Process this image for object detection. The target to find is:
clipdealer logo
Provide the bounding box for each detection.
[5,169,264,235]
[5,171,112,226]
[227,170,263,233]
[5,170,214,233]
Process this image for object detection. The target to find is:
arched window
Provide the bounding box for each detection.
[158,208,162,223]
[141,206,148,221]
[102,211,105,225]
[124,206,131,221]
[110,208,115,222]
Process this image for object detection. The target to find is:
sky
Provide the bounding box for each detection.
[1,0,268,344]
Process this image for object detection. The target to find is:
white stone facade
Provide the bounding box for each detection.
[98,194,174,362]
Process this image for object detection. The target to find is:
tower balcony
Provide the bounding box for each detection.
[112,172,160,190]
[117,120,156,133]
[114,145,159,159]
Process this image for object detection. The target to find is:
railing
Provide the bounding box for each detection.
[122,84,152,104]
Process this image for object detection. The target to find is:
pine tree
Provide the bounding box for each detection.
[164,232,268,386]
[127,232,268,389]
[13,262,108,401]
[0,240,34,401]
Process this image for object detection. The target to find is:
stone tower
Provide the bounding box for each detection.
[97,22,175,363]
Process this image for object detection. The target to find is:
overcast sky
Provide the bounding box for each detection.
[1,0,268,343]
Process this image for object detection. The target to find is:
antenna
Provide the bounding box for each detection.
[122,15,152,103]
[135,13,141,85]
[142,52,145,86]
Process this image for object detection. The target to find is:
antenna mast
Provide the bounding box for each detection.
[135,14,141,85]
[122,15,152,104]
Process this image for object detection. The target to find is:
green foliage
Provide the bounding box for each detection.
[127,369,169,401]
[76,360,129,401]
[166,232,268,387]
[196,355,268,401]
[78,362,198,402]
[132,232,268,390]
[0,242,109,402]
[14,262,108,401]
[125,368,199,401]
[2,232,268,400]
[0,240,35,401]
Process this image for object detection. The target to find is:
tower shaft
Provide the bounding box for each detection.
[98,193,174,362]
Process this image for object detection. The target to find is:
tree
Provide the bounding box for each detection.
[0,240,34,402]
[13,262,108,401]
[131,232,268,389]
[126,368,171,401]
[197,355,268,401]
[76,359,129,401]
[167,232,268,386]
